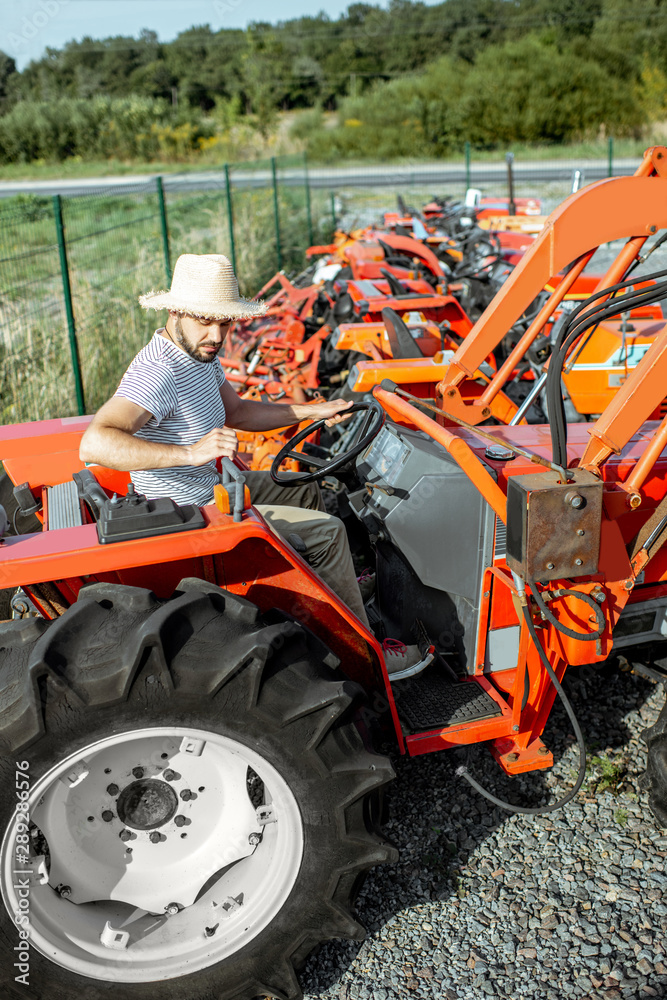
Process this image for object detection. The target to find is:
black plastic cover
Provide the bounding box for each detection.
[96,487,205,544]
[13,481,39,515]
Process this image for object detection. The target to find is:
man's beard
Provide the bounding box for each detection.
[172,315,221,363]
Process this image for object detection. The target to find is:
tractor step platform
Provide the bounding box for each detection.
[393,670,502,732]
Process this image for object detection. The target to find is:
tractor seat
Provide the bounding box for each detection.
[381,307,425,360]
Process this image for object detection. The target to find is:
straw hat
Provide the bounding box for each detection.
[139,253,267,321]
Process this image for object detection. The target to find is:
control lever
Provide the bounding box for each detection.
[73,469,111,519]
[365,481,395,497]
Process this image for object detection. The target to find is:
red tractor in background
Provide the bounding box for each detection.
[1,149,667,1000]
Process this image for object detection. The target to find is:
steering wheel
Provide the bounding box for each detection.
[270,400,386,486]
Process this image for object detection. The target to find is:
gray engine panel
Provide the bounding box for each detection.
[354,423,496,672]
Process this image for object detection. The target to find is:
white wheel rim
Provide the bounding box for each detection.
[1,727,304,982]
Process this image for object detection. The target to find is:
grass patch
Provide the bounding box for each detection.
[586,753,629,796]
[614,808,629,827]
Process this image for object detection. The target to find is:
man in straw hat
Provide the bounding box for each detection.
[80,254,422,671]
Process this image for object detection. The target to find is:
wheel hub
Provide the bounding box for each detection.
[30,734,263,912]
[117,779,178,830]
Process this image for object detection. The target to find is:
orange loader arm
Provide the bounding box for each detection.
[437,147,667,451]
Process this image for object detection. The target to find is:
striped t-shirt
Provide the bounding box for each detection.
[114,331,226,504]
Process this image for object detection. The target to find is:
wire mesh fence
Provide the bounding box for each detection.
[0,143,646,425]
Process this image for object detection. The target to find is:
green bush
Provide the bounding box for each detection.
[0,95,211,164]
[456,36,643,146]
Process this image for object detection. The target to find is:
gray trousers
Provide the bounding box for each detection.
[243,471,370,629]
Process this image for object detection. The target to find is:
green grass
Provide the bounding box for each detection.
[614,808,629,827]
[585,753,629,796]
[0,158,209,182]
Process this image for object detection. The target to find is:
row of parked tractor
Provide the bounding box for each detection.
[223,187,666,477]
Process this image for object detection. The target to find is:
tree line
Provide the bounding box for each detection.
[1,0,666,163]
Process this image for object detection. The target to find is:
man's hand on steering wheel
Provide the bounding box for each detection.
[305,398,355,427]
[270,399,386,486]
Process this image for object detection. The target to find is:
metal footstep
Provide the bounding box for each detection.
[393,672,502,732]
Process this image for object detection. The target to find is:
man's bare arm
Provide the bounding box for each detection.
[221,381,353,431]
[79,396,238,470]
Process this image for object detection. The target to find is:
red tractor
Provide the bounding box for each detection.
[1,149,667,1000]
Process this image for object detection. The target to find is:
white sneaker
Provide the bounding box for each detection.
[381,639,424,675]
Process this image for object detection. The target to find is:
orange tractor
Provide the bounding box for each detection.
[2,148,667,1000]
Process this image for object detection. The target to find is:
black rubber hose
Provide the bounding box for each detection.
[456,603,588,815]
[549,278,667,450]
[529,581,606,641]
[552,266,667,350]
[546,273,667,467]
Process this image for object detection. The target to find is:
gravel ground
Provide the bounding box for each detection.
[299,657,667,1000]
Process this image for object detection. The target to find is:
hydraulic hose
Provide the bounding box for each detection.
[528,582,606,642]
[546,268,667,468]
[456,602,588,815]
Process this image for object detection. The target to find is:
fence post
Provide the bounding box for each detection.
[53,194,85,416]
[224,164,237,275]
[330,190,336,231]
[506,151,516,216]
[608,135,614,178]
[270,156,282,271]
[465,140,471,192]
[304,152,314,247]
[156,176,171,285]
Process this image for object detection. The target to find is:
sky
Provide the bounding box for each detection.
[3,0,402,70]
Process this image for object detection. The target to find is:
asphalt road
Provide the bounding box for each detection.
[0,158,643,199]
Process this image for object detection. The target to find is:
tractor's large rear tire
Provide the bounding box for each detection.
[642,692,667,827]
[0,579,396,1000]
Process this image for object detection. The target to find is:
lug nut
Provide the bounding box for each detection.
[58,885,72,899]
[119,829,132,842]
[180,789,193,801]
[165,903,180,916]
[163,770,177,781]
[102,810,114,823]
[106,783,120,796]
[132,767,144,779]
[248,833,261,846]
[149,832,162,844]
[174,815,187,827]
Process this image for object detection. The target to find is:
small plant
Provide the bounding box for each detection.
[614,808,629,827]
[586,753,629,795]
